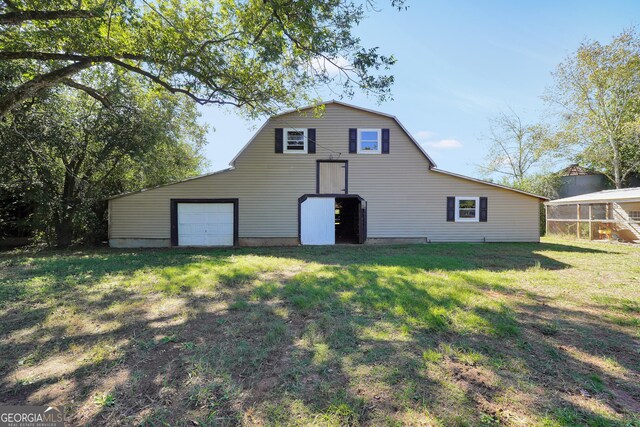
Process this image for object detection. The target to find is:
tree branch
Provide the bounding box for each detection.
[0,51,243,114]
[0,51,144,62]
[621,159,640,181]
[61,78,112,107]
[0,61,94,117]
[0,9,100,25]
[475,164,514,176]
[101,56,240,106]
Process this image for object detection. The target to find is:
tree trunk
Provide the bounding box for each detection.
[54,168,78,247]
[609,134,622,189]
[54,216,73,248]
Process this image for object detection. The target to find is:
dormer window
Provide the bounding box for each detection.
[284,128,307,153]
[357,129,381,154]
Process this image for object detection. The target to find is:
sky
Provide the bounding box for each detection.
[197,0,640,178]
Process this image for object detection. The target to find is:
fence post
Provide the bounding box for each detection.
[576,204,581,239]
[589,203,593,240]
[544,204,548,237]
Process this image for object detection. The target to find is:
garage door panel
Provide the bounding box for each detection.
[177,203,234,246]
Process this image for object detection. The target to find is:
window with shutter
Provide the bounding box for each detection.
[357,129,381,154]
[453,197,480,222]
[283,128,308,153]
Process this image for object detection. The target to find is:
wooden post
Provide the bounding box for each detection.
[544,204,549,236]
[576,204,581,239]
[589,203,593,240]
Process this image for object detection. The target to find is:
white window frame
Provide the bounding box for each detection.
[455,196,480,222]
[283,128,308,154]
[357,128,381,154]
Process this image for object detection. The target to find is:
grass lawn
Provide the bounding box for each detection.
[0,237,639,426]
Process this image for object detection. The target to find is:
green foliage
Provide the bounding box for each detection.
[545,28,640,188]
[512,173,562,199]
[0,66,206,246]
[0,0,401,116]
[94,392,116,408]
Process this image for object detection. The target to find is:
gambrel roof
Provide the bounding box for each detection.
[230,100,437,167]
[109,100,547,201]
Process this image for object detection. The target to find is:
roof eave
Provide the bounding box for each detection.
[106,167,235,201]
[431,168,549,200]
[546,197,640,205]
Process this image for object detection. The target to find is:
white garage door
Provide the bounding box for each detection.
[301,197,335,245]
[177,203,234,246]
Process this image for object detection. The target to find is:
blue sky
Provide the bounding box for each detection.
[198,0,639,177]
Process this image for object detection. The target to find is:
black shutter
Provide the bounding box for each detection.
[381,128,390,154]
[479,197,488,222]
[447,197,455,222]
[307,128,316,154]
[275,128,283,153]
[349,128,357,153]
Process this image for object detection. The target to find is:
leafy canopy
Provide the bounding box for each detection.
[0,0,404,117]
[545,28,640,188]
[0,65,207,245]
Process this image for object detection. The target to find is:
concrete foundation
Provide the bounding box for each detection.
[364,237,429,245]
[109,238,171,248]
[109,237,300,248]
[109,237,465,248]
[238,237,300,246]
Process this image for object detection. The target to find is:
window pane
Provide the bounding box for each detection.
[287,131,304,140]
[459,199,476,209]
[360,141,379,151]
[360,130,378,141]
[286,130,305,150]
[459,209,476,218]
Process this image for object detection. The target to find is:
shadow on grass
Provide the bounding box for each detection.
[0,242,637,425]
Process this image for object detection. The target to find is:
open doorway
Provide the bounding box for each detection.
[299,195,366,245]
[335,197,364,244]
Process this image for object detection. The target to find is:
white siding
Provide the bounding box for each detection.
[109,103,541,242]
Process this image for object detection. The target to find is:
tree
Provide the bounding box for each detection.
[545,28,640,188]
[0,66,207,246]
[479,109,550,187]
[0,0,406,117]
